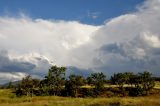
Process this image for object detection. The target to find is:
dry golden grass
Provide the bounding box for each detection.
[154,81,160,89]
[83,81,160,89]
[0,88,160,106]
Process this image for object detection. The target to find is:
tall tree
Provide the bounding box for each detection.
[87,72,106,95]
[123,72,134,85]
[17,75,40,96]
[111,73,126,89]
[65,75,85,97]
[46,65,66,95]
[136,71,155,95]
[111,72,134,89]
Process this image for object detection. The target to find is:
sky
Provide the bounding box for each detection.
[0,0,144,25]
[0,0,160,84]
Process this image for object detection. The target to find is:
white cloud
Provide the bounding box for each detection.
[142,31,160,48]
[0,0,160,83]
[0,16,100,67]
[0,72,26,84]
[91,0,160,75]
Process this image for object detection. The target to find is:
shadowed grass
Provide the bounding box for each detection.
[0,89,160,106]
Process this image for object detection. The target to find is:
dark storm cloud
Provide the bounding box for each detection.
[0,50,36,72]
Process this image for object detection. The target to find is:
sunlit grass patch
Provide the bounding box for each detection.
[0,87,160,106]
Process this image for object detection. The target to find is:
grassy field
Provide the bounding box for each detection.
[0,89,160,106]
[154,81,160,89]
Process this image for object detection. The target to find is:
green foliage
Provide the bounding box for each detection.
[87,72,106,95]
[38,79,50,96]
[111,73,126,89]
[7,82,14,89]
[65,75,85,97]
[132,71,155,96]
[111,72,134,89]
[14,65,155,98]
[45,65,66,95]
[111,71,155,96]
[16,75,40,96]
[129,86,144,96]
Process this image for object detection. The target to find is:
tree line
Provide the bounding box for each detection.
[13,65,155,97]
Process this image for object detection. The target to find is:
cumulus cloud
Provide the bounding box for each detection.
[0,16,100,84]
[0,17,100,66]
[0,72,26,84]
[0,0,160,84]
[0,50,54,84]
[0,50,36,72]
[91,0,160,75]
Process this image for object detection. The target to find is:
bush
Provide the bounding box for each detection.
[87,72,106,96]
[102,91,115,97]
[129,87,143,96]
[79,88,94,97]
